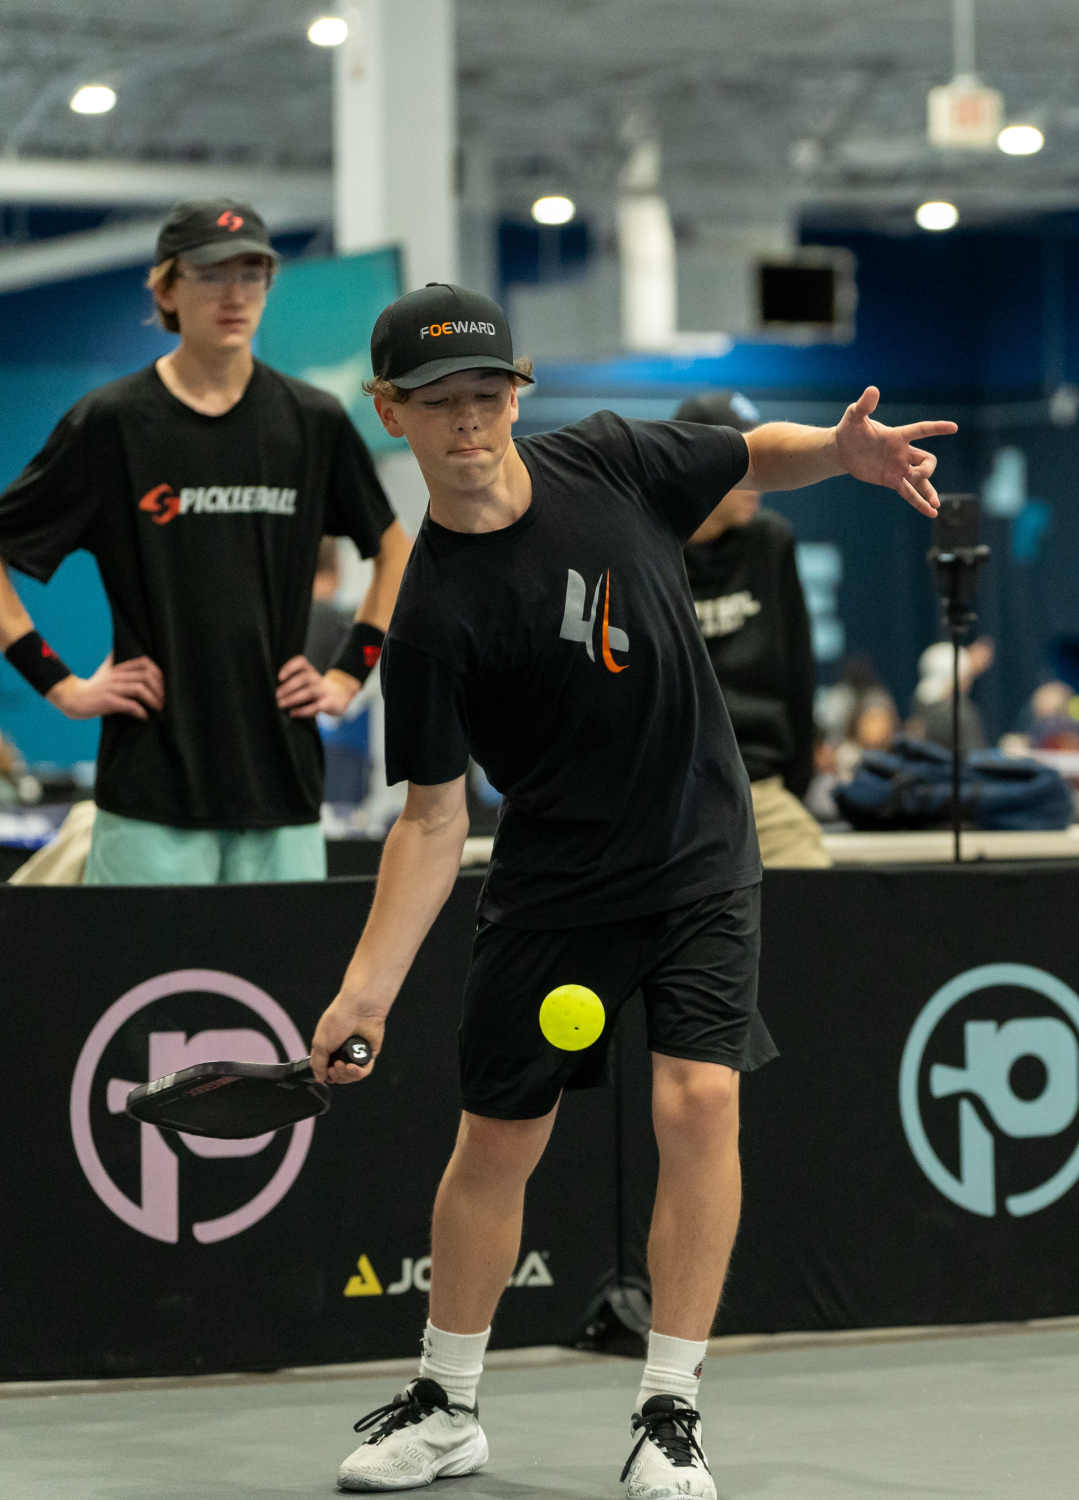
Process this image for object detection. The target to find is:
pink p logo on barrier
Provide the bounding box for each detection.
[70,969,315,1244]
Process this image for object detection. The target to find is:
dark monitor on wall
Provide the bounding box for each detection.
[755,247,856,342]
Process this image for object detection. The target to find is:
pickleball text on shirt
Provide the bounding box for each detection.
[139,482,298,525]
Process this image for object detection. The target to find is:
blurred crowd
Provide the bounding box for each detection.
[806,636,1079,825]
[7,626,1077,843]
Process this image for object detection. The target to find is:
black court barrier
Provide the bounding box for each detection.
[618,863,1079,1335]
[2,875,616,1380]
[5,863,1079,1380]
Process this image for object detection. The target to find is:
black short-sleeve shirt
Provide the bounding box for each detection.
[0,362,395,828]
[684,508,816,796]
[382,411,761,928]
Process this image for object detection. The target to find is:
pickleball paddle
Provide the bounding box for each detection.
[125,1036,372,1139]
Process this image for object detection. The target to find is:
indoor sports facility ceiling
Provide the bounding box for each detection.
[1,0,1078,250]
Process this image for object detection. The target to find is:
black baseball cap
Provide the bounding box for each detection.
[370,282,534,390]
[673,390,761,431]
[154,198,280,267]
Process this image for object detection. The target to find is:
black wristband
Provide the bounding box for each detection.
[4,629,72,696]
[328,622,385,686]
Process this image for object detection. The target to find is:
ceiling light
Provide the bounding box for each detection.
[308,16,348,47]
[997,124,1044,156]
[915,200,959,232]
[531,195,575,226]
[69,84,116,115]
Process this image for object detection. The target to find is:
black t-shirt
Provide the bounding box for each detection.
[0,362,395,828]
[382,411,761,929]
[684,509,816,797]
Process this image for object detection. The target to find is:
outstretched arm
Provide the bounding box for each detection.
[740,387,957,516]
[310,772,470,1084]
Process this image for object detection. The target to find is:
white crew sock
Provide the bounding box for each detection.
[417,1320,490,1409]
[636,1330,708,1412]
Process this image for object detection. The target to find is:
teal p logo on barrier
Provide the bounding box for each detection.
[899,964,1079,1217]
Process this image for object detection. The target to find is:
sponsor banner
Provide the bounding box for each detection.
[7,863,1077,1380]
[3,875,615,1380]
[620,864,1079,1335]
[342,1249,555,1298]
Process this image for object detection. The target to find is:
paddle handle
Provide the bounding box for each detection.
[330,1036,373,1068]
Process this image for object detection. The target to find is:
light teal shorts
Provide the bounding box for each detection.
[84,807,327,885]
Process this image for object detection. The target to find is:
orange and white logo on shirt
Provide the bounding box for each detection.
[559,568,629,674]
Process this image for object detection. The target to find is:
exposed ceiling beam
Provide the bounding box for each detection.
[0,171,334,292]
[0,156,332,212]
[0,217,166,291]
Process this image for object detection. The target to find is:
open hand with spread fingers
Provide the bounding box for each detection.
[835,386,958,516]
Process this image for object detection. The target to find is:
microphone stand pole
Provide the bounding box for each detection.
[929,544,990,862]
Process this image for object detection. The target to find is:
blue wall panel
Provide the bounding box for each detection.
[0,264,170,765]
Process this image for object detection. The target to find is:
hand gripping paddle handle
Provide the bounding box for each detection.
[124,1032,376,1141]
[332,1037,372,1069]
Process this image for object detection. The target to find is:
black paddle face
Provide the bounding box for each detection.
[125,1037,371,1139]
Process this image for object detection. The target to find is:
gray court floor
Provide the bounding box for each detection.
[4,1322,1078,1499]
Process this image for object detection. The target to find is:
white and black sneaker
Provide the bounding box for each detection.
[336,1377,489,1492]
[620,1394,716,1499]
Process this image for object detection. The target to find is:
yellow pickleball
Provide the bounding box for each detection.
[539,984,606,1051]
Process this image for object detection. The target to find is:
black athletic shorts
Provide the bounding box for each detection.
[459,884,776,1119]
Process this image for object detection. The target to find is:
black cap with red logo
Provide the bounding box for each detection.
[370,282,534,390]
[154,198,280,267]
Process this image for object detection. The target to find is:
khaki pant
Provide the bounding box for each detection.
[8,798,96,885]
[750,776,832,868]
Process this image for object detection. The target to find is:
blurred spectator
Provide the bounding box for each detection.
[1001,638,1079,759]
[0,197,409,884]
[816,653,895,745]
[677,390,831,867]
[816,654,902,771]
[1000,679,1079,757]
[905,636,993,752]
[808,655,902,822]
[849,693,902,756]
[1027,681,1079,751]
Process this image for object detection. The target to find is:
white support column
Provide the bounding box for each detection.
[333,1,457,832]
[334,0,456,286]
[616,126,676,351]
[457,144,498,296]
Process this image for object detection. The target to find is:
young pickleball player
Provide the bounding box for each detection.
[310,283,957,1497]
[0,198,411,883]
